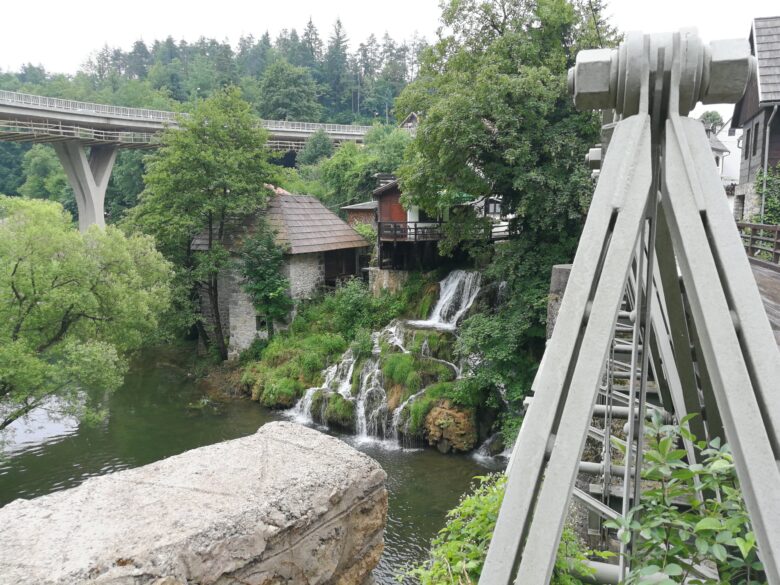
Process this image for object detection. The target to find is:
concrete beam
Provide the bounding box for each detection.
[53,142,117,231]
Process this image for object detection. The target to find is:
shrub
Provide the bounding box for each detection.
[409,474,590,584]
[382,353,417,387]
[238,337,268,365]
[407,381,454,435]
[350,327,374,361]
[607,414,765,584]
[259,375,300,408]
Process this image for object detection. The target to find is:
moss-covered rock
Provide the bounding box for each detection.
[310,389,326,424]
[424,400,478,453]
[324,394,356,431]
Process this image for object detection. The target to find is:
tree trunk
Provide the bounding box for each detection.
[208,275,228,361]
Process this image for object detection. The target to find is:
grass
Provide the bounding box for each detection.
[242,274,439,408]
[407,381,454,435]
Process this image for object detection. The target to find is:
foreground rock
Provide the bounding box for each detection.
[0,421,387,585]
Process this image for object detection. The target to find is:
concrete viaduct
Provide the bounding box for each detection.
[0,90,371,231]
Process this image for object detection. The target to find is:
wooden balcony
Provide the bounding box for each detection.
[378,221,444,241]
[378,220,511,242]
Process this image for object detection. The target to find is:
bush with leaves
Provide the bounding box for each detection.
[607,414,765,585]
[410,473,591,584]
[757,162,780,225]
[238,221,293,338]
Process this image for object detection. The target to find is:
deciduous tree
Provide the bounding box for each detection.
[127,88,277,360]
[0,196,172,433]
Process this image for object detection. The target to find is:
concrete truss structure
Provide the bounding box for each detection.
[480,29,780,584]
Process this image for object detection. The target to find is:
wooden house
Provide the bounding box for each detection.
[731,16,780,220]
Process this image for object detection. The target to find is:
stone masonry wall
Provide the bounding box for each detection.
[286,252,324,300]
[368,267,409,296]
[0,422,387,585]
[735,181,760,222]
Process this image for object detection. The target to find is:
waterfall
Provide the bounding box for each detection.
[407,270,482,331]
[288,269,482,447]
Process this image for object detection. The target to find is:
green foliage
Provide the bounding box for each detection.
[257,60,321,122]
[18,145,75,217]
[350,328,374,361]
[607,415,766,585]
[238,221,293,337]
[324,393,356,429]
[410,473,590,584]
[699,111,724,130]
[382,353,419,390]
[126,87,277,358]
[318,126,411,209]
[352,221,377,243]
[243,332,347,407]
[242,272,435,406]
[297,129,335,166]
[407,382,454,434]
[0,196,172,432]
[757,162,780,225]
[237,337,268,366]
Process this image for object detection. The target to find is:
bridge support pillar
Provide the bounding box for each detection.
[53,141,117,232]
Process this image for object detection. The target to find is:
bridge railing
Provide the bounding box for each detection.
[737,222,780,269]
[0,90,373,137]
[0,90,179,123]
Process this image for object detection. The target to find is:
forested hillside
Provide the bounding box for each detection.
[0,18,424,212]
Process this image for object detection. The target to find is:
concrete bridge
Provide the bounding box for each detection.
[0,90,372,230]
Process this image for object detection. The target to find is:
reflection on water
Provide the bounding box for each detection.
[0,344,504,584]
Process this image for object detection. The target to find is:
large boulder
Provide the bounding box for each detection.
[424,400,478,453]
[0,422,386,585]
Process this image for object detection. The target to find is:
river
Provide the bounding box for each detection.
[0,345,503,583]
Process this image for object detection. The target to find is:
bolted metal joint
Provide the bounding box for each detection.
[569,48,617,111]
[701,39,755,104]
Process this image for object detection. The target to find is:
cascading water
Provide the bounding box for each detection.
[407,270,482,331]
[289,270,482,447]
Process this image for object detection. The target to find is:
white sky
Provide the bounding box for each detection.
[1,0,777,75]
[1,0,777,122]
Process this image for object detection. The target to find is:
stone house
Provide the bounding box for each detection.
[192,188,370,358]
[730,16,780,221]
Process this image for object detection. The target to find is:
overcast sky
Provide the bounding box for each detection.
[2,0,777,120]
[2,0,777,75]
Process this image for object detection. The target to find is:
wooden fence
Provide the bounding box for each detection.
[737,222,780,269]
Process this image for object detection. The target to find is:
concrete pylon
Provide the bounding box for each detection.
[53,142,118,231]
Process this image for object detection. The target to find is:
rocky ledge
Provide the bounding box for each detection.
[0,422,387,585]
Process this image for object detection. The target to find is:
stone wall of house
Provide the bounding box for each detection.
[285,252,324,300]
[368,267,409,296]
[0,422,387,585]
[735,181,760,222]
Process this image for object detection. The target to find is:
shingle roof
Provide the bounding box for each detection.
[372,179,399,197]
[191,188,369,255]
[709,133,729,154]
[341,200,378,211]
[754,16,780,104]
[266,193,369,254]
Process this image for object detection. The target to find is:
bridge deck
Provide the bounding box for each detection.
[751,262,780,345]
[0,90,372,147]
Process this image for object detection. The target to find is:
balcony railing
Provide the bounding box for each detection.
[737,222,780,270]
[378,221,443,241]
[378,220,512,242]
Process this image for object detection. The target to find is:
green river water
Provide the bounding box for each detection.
[0,346,503,583]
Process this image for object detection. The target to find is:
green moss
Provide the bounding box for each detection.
[324,393,356,430]
[407,382,455,435]
[310,390,325,422]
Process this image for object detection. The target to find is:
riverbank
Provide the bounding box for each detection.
[0,342,504,584]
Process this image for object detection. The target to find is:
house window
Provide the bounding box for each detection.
[487,199,501,215]
[745,128,751,160]
[753,121,760,157]
[255,315,267,332]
